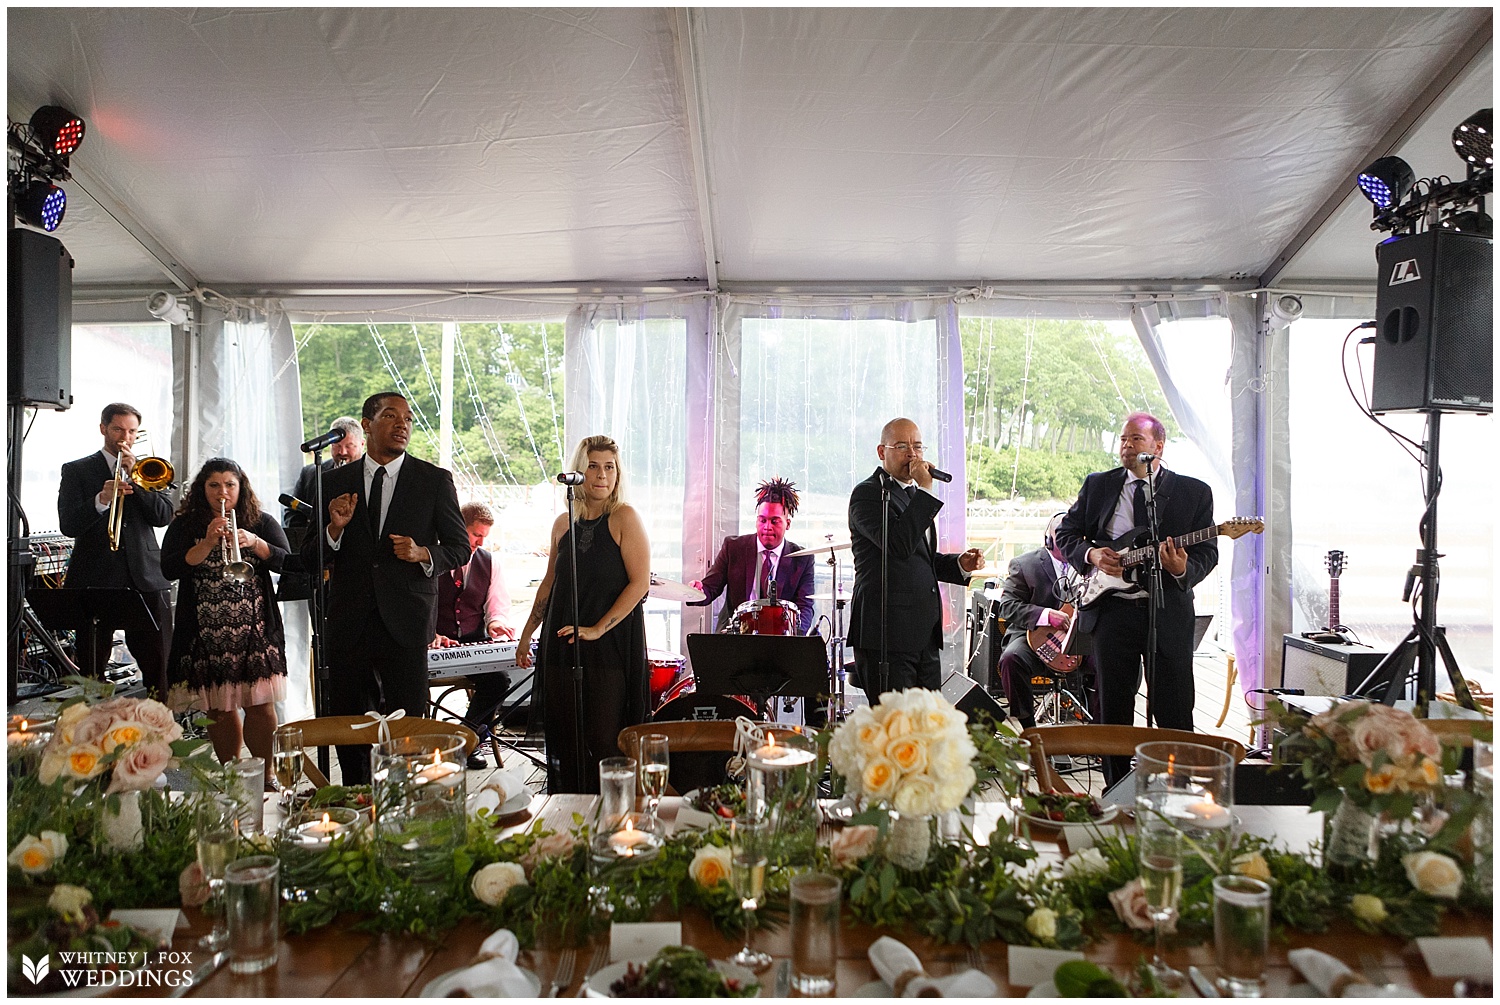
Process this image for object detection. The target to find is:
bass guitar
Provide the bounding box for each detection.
[1076,517,1264,609]
[1027,601,1083,673]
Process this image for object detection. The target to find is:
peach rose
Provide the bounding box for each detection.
[881,708,915,741]
[861,756,899,801]
[70,712,116,750]
[9,831,68,874]
[106,740,173,792]
[101,720,147,753]
[856,720,887,749]
[1364,764,1399,794]
[886,735,929,775]
[179,861,210,907]
[827,825,879,867]
[1108,878,1173,933]
[55,702,90,743]
[1232,853,1272,883]
[689,844,732,888]
[520,832,578,875]
[65,744,107,780]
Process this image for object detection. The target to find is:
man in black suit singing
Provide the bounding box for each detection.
[1053,411,1217,785]
[56,402,174,698]
[995,511,1087,730]
[690,477,817,635]
[302,391,471,783]
[848,418,985,706]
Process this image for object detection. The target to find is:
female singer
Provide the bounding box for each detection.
[516,435,651,793]
[161,458,290,780]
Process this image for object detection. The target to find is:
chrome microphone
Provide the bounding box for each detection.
[555,471,585,486]
[1136,453,1157,466]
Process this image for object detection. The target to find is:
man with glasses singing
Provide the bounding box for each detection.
[847,418,985,706]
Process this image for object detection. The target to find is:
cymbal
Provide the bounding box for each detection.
[786,540,851,558]
[648,575,706,603]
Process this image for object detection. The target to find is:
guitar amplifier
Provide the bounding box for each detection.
[965,585,1006,693]
[1281,635,1391,697]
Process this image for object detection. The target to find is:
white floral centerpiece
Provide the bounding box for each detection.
[827,689,977,868]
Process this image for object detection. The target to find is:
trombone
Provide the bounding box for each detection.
[219,499,254,583]
[105,431,175,551]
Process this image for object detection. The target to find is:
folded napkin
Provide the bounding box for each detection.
[868,935,997,998]
[473,771,529,817]
[1288,948,1420,998]
[442,929,535,996]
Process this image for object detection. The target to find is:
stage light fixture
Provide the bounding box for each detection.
[1452,108,1492,168]
[147,291,189,326]
[28,105,86,159]
[1439,209,1493,237]
[14,179,67,232]
[1269,294,1304,326]
[1357,156,1415,209]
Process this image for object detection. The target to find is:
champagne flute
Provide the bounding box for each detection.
[196,793,239,951]
[1137,821,1185,989]
[729,816,773,972]
[1006,737,1034,839]
[272,726,303,810]
[638,733,670,822]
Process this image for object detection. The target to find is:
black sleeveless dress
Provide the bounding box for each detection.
[538,512,649,793]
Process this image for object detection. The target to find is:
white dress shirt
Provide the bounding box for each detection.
[327,452,432,576]
[750,539,787,602]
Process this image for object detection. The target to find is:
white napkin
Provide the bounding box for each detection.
[443,929,535,997]
[1287,948,1420,998]
[868,935,997,997]
[484,770,528,805]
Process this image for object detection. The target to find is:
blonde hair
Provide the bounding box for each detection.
[568,435,625,516]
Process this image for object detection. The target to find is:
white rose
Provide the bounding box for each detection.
[1025,907,1058,941]
[471,861,529,906]
[1402,851,1463,899]
[892,775,939,816]
[1350,893,1388,925]
[48,883,92,920]
[1061,847,1109,878]
[9,830,67,874]
[689,844,733,888]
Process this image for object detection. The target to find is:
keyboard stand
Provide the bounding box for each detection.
[428,667,546,771]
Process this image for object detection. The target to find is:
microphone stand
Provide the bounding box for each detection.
[1141,464,1163,730]
[878,470,891,702]
[310,446,331,780]
[564,484,587,792]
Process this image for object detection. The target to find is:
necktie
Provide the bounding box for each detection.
[905,484,919,500]
[1132,478,1148,530]
[369,466,387,540]
[758,550,771,599]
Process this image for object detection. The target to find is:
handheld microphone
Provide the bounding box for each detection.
[926,466,954,483]
[1136,452,1157,466]
[555,471,586,486]
[300,428,347,453]
[279,493,312,514]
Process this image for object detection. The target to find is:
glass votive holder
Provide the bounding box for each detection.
[7,715,53,773]
[278,807,360,902]
[372,735,467,886]
[1213,874,1270,997]
[746,727,819,822]
[790,872,841,996]
[225,855,280,975]
[231,757,266,835]
[1135,741,1235,843]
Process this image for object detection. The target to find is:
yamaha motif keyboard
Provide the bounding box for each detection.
[426,639,525,679]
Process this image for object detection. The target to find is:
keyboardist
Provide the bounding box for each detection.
[431,502,518,768]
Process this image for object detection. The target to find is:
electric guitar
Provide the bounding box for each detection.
[1027,601,1083,673]
[1076,517,1264,609]
[1325,549,1346,631]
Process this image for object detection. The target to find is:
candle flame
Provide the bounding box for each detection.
[19,719,27,732]
[623,817,635,834]
[431,749,441,765]
[322,812,331,826]
[1168,753,1175,773]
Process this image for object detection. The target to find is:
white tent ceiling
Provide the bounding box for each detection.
[7,7,1492,296]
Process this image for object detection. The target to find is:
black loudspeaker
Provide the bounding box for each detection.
[1234,762,1314,806]
[940,670,1007,726]
[1281,635,1391,697]
[8,229,74,410]
[964,585,1006,693]
[1370,229,1492,415]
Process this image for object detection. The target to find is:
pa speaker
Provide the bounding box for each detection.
[941,671,1007,726]
[965,586,1006,693]
[7,229,73,410]
[1370,229,1492,414]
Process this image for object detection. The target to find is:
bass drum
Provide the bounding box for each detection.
[650,683,760,795]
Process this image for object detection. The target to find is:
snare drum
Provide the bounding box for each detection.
[732,598,799,636]
[647,648,686,701]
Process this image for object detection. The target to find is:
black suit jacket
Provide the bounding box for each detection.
[997,548,1069,646]
[58,452,173,593]
[1052,467,1216,634]
[689,534,816,633]
[300,455,471,650]
[283,458,343,531]
[847,468,968,653]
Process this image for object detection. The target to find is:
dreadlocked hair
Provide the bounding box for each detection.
[754,477,800,518]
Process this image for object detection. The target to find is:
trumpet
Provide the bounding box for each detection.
[220,499,254,584]
[106,431,175,551]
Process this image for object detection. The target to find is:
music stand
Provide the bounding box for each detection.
[26,588,160,678]
[686,634,831,717]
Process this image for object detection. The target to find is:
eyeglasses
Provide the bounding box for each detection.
[884,442,924,454]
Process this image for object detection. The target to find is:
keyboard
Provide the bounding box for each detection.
[426,640,523,680]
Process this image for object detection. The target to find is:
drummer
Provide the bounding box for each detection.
[689,477,817,635]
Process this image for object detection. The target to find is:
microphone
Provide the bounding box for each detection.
[279,493,312,514]
[926,466,954,484]
[300,428,347,453]
[1136,452,1157,466]
[555,471,585,486]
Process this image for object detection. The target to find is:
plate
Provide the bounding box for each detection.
[1019,804,1120,831]
[853,979,894,996]
[470,784,531,819]
[1026,979,1060,997]
[584,958,761,998]
[419,964,541,997]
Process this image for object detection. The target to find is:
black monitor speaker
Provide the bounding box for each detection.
[1370,229,1492,415]
[8,229,74,410]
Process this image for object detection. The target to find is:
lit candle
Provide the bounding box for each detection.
[7,718,32,746]
[1182,797,1232,829]
[608,818,652,857]
[414,749,462,785]
[294,812,350,846]
[751,736,816,769]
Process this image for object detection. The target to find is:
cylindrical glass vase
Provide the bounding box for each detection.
[372,734,467,886]
[1135,741,1235,849]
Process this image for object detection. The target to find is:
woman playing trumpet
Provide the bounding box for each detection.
[161,458,290,778]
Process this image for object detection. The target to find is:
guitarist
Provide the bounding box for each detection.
[1054,412,1217,786]
[996,512,1090,730]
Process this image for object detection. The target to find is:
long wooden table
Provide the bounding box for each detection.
[173,795,1487,997]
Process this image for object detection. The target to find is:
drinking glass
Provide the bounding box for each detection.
[1137,822,1185,989]
[638,733,670,821]
[1135,741,1235,848]
[1473,740,1492,898]
[729,816,773,971]
[272,726,303,810]
[1213,874,1270,997]
[231,756,266,834]
[790,872,840,995]
[195,793,239,951]
[1005,737,1034,838]
[225,855,280,974]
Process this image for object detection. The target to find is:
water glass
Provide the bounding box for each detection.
[225,855,280,975]
[231,756,266,834]
[790,872,841,995]
[1213,874,1270,997]
[638,733,670,820]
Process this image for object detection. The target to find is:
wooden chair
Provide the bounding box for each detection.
[1423,717,1493,749]
[284,715,479,788]
[618,721,738,796]
[1020,724,1247,794]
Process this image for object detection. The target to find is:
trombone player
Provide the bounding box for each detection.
[57,402,174,698]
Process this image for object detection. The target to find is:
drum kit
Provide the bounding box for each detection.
[641,534,857,724]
